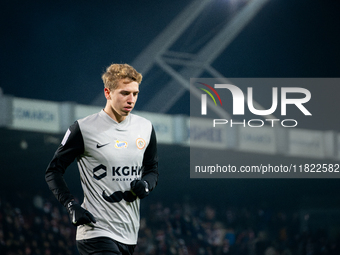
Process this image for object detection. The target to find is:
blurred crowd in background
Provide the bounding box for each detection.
[1,191,340,255]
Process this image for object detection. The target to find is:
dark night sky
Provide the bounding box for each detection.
[0,0,190,103]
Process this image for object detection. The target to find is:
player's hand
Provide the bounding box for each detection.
[130,180,149,199]
[66,201,96,226]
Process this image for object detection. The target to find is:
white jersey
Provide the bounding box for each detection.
[46,110,158,245]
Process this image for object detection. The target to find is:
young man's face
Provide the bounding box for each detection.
[104,78,139,122]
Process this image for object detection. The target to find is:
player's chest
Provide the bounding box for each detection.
[83,129,148,162]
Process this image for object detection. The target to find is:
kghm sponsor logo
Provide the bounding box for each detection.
[197,83,312,128]
[93,164,142,181]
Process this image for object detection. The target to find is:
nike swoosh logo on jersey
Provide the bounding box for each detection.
[96,143,110,148]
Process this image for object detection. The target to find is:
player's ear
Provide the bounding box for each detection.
[104,88,111,100]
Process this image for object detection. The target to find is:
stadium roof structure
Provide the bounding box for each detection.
[92,0,269,117]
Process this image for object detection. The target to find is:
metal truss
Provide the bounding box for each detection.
[92,0,270,118]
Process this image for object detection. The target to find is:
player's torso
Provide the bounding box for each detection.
[75,111,152,243]
[77,111,151,199]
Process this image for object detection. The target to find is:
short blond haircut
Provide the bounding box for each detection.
[102,63,142,90]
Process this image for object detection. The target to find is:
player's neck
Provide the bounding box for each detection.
[103,106,127,123]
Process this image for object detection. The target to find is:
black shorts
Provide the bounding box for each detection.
[76,237,136,255]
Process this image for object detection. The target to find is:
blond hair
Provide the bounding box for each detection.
[102,63,142,90]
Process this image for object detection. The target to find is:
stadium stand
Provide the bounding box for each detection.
[1,191,340,255]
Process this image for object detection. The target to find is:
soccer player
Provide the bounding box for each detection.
[45,63,158,255]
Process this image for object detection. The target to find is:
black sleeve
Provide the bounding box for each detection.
[141,125,159,191]
[45,121,84,207]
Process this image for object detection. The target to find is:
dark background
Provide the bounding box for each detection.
[1,0,340,234]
